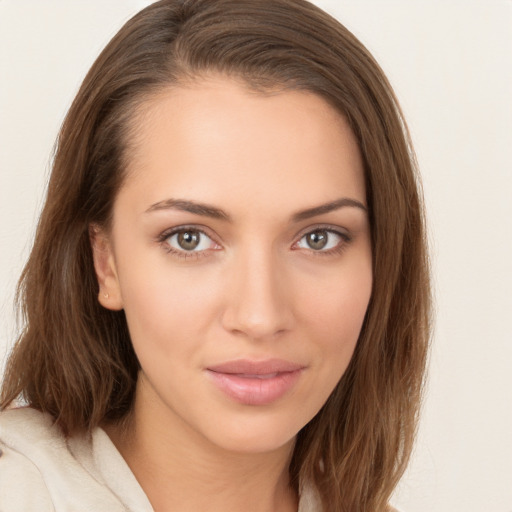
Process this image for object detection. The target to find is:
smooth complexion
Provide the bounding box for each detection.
[92,77,372,512]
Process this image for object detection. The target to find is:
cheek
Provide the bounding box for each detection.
[281,262,372,424]
[115,252,221,359]
[303,262,372,330]
[298,261,372,368]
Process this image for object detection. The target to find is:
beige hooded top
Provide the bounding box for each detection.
[0,407,322,512]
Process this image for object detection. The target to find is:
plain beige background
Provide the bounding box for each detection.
[1,1,511,510]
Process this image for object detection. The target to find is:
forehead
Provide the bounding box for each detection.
[118,76,365,216]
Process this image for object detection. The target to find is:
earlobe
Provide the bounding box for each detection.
[89,224,123,311]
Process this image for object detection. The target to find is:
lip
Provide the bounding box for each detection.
[205,359,305,406]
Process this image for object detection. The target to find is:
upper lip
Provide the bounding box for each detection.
[206,359,305,375]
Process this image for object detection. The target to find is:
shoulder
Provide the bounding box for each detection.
[0,406,66,448]
[0,407,130,511]
[0,408,56,510]
[298,481,322,512]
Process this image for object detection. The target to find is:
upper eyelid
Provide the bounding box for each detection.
[293,223,351,241]
[158,224,219,242]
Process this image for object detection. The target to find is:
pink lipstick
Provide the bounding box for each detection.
[205,359,304,406]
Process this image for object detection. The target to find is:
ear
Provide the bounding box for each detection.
[89,224,124,310]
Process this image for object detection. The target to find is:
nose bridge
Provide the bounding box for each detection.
[222,242,292,339]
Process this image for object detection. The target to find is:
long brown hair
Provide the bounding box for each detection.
[1,1,431,510]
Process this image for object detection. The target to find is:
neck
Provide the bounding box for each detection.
[104,376,298,512]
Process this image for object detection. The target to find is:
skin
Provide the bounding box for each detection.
[92,76,372,512]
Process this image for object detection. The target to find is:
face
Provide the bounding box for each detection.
[93,77,372,454]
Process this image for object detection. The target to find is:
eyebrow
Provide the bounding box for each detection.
[145,197,367,222]
[291,197,367,222]
[146,198,231,220]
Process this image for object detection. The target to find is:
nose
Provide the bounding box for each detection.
[221,247,294,340]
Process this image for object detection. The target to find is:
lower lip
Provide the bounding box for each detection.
[206,369,303,406]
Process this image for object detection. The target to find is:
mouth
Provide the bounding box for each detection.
[205,359,305,406]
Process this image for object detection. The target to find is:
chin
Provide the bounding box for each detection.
[195,408,309,456]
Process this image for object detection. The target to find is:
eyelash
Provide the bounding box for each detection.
[156,225,352,260]
[156,226,218,260]
[292,225,352,258]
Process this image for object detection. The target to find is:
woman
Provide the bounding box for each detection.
[0,0,430,510]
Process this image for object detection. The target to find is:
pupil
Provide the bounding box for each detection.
[307,230,328,250]
[178,231,200,250]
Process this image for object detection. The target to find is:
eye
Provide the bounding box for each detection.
[164,228,219,253]
[295,228,347,252]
